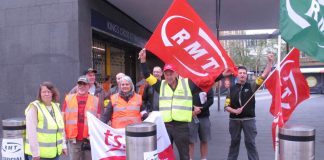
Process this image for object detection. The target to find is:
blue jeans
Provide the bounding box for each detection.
[27,155,60,160]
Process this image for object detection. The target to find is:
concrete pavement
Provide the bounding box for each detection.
[1,90,323,160]
[189,90,324,160]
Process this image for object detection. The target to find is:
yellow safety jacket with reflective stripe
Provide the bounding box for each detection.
[24,100,64,158]
[159,78,193,122]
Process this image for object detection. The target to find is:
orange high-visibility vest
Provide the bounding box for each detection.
[111,93,142,128]
[64,94,98,139]
[137,81,148,96]
[138,84,146,96]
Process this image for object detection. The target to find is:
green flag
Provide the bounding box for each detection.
[280,0,324,61]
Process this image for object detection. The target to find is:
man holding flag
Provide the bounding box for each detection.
[224,52,274,160]
[138,49,230,160]
[138,0,236,158]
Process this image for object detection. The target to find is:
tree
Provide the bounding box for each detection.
[221,37,284,75]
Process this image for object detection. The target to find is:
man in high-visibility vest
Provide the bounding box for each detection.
[138,49,230,160]
[69,68,105,114]
[62,75,101,160]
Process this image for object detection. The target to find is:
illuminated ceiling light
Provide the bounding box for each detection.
[92,46,105,51]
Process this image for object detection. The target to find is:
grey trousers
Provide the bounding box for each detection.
[227,119,259,160]
[68,140,92,160]
[165,121,190,160]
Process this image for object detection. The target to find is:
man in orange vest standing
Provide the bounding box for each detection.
[69,68,105,114]
[62,75,101,160]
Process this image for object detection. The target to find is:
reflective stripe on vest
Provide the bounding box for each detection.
[64,94,98,139]
[26,139,63,147]
[111,93,142,128]
[24,101,64,158]
[159,78,193,122]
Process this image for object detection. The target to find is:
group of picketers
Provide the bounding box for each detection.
[24,48,274,160]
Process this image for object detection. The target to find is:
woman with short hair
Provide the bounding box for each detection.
[25,82,67,160]
[101,75,147,128]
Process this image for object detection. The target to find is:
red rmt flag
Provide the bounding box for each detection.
[270,48,310,123]
[265,48,310,148]
[145,0,236,92]
[265,70,284,148]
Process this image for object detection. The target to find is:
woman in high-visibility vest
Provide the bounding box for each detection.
[25,82,67,160]
[101,75,148,128]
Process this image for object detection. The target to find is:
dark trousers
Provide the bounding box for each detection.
[27,155,59,160]
[165,121,190,160]
[227,119,259,160]
[68,140,91,160]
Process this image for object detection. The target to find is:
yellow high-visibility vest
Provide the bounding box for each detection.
[25,100,64,158]
[159,78,193,122]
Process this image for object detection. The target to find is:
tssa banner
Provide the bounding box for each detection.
[87,112,175,160]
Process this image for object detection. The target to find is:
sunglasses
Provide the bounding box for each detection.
[77,82,88,86]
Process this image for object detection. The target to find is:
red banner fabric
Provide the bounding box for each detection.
[145,0,236,92]
[266,70,284,148]
[265,48,310,148]
[269,48,310,123]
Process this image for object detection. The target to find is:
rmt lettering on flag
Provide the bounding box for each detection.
[145,0,236,92]
[163,21,222,73]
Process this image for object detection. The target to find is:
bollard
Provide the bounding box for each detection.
[279,124,315,160]
[2,117,26,138]
[126,122,157,160]
[2,117,26,159]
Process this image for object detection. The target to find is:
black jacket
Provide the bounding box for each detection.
[193,89,214,118]
[142,85,159,112]
[228,82,258,119]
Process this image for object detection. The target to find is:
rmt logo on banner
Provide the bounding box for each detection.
[161,15,223,76]
[146,0,236,92]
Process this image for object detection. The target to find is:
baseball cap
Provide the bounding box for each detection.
[77,75,89,84]
[83,67,97,75]
[163,64,175,72]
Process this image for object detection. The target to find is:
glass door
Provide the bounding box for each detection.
[92,39,106,83]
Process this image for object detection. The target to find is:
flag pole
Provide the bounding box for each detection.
[274,34,282,160]
[240,35,283,160]
[240,46,295,110]
[242,45,294,109]
[240,53,277,110]
[216,0,221,111]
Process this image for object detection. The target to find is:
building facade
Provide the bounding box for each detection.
[0,0,164,135]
